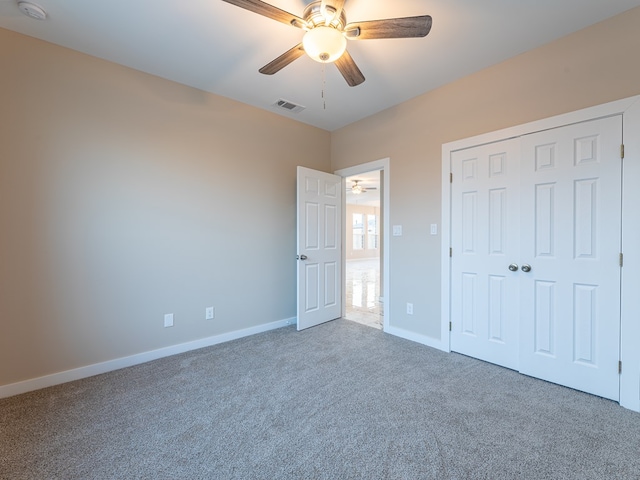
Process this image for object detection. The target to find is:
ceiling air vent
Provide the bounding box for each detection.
[273,99,305,114]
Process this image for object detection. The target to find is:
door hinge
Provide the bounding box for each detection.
[450,172,453,183]
[620,253,624,267]
[619,360,623,374]
[449,321,452,332]
[621,144,625,159]
[449,247,453,257]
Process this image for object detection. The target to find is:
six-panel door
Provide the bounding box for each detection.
[518,116,622,400]
[297,166,342,331]
[450,139,521,370]
[450,116,622,401]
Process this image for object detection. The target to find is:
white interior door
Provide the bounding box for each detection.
[450,139,521,369]
[519,116,622,400]
[449,116,622,401]
[297,166,342,330]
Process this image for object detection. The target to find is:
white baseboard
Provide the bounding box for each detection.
[386,325,447,352]
[0,317,296,399]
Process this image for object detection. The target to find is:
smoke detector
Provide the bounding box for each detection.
[18,2,47,20]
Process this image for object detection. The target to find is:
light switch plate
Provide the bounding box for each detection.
[430,224,438,235]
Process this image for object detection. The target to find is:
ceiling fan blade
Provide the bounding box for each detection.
[345,15,432,39]
[335,50,365,87]
[321,0,346,25]
[221,0,306,28]
[259,44,306,75]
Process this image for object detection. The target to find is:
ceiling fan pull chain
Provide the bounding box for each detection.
[322,63,327,110]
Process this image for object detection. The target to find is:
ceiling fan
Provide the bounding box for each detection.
[220,0,432,87]
[348,179,377,195]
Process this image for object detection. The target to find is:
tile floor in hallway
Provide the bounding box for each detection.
[344,258,383,330]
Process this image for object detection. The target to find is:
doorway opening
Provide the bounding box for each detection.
[336,158,390,332]
[344,170,382,329]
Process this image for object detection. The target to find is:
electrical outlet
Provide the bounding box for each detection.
[406,303,414,315]
[164,313,174,328]
[205,306,215,320]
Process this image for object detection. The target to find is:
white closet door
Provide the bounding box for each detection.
[518,116,622,401]
[450,139,521,370]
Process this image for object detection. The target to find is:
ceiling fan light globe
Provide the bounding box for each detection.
[303,26,347,63]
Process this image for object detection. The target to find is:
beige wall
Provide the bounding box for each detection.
[0,28,330,387]
[331,7,640,339]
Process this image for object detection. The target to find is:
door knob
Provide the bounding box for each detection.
[508,263,519,272]
[521,264,532,272]
[297,254,308,261]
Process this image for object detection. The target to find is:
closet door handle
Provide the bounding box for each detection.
[508,264,519,272]
[521,264,532,273]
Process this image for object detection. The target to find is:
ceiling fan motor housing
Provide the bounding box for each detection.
[303,1,347,30]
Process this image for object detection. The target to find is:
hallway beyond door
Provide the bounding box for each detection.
[345,258,382,329]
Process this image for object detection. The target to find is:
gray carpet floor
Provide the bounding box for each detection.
[1,319,639,479]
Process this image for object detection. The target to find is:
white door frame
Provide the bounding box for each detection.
[336,158,391,331]
[441,95,640,412]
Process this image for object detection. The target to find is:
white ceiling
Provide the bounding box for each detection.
[2,0,640,131]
